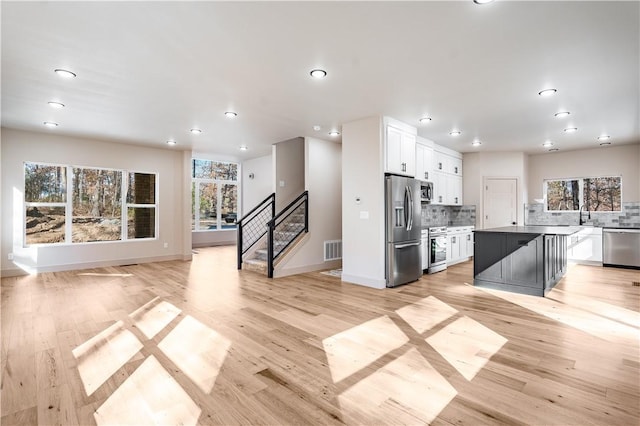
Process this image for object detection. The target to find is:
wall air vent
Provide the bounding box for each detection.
[324,240,342,261]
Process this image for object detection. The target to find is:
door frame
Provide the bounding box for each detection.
[481,176,520,229]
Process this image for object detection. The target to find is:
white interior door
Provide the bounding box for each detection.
[483,178,517,229]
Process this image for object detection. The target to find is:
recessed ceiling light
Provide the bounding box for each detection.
[310,69,327,78]
[538,88,557,97]
[471,140,482,147]
[597,135,610,140]
[549,148,559,152]
[473,0,494,3]
[599,142,612,146]
[54,69,76,79]
[554,111,570,118]
[313,125,321,131]
[166,140,177,146]
[542,140,554,148]
[190,128,202,134]
[328,131,340,137]
[419,117,432,124]
[239,145,248,151]
[449,131,461,136]
[43,121,58,127]
[48,101,65,109]
[563,127,578,133]
[224,111,237,118]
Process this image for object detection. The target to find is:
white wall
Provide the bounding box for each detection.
[1,128,191,276]
[274,137,305,210]
[341,116,386,288]
[527,144,640,202]
[275,137,342,276]
[463,151,528,228]
[241,154,273,215]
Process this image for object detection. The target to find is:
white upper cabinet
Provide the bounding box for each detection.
[431,144,463,205]
[384,118,417,177]
[415,137,434,182]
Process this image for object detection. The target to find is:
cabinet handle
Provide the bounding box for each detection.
[438,162,442,170]
[425,172,428,179]
[455,197,458,204]
[467,235,471,241]
[402,162,406,172]
[439,196,442,203]
[454,166,458,174]
[452,236,456,243]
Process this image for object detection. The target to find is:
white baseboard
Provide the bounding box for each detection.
[1,254,185,278]
[341,273,386,289]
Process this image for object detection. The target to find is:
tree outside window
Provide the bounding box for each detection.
[191,159,238,231]
[545,176,621,212]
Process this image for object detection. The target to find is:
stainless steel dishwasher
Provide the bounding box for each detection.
[603,228,640,268]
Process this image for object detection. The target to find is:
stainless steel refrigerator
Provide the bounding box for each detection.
[385,174,422,287]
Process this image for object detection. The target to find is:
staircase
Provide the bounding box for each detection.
[237,191,309,277]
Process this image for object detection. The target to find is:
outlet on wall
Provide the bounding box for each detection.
[163,243,168,248]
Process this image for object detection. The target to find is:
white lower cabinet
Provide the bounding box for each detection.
[447,226,475,266]
[568,227,603,264]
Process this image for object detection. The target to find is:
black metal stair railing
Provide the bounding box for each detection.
[236,193,275,269]
[267,191,309,278]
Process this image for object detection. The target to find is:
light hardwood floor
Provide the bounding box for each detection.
[1,245,638,425]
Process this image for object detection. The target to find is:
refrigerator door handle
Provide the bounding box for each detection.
[406,185,413,231]
[395,242,421,249]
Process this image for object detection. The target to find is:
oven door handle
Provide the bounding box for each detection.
[395,242,421,249]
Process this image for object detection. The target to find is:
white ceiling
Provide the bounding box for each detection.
[2,1,639,160]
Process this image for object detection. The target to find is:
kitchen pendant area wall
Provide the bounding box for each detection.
[422,204,476,228]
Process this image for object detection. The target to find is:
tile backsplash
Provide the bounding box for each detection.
[422,204,476,227]
[525,202,640,228]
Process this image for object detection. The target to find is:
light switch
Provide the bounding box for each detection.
[279,180,285,187]
[360,211,369,219]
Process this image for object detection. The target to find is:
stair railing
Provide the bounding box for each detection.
[236,193,275,269]
[267,191,309,278]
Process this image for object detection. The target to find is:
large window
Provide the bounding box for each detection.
[192,159,238,231]
[24,162,157,246]
[545,176,621,211]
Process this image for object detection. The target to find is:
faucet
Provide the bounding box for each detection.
[579,204,590,225]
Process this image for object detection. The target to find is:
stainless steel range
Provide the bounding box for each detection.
[428,226,447,274]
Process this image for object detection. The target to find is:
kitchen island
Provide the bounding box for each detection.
[473,226,581,296]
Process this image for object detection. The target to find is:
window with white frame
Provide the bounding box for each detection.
[544,176,621,212]
[191,159,238,231]
[24,162,157,246]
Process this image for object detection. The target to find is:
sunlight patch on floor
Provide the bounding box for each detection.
[484,288,639,345]
[548,288,640,329]
[158,315,231,394]
[94,355,201,426]
[77,272,134,277]
[426,316,507,381]
[72,321,143,396]
[338,347,457,424]
[322,315,409,383]
[396,295,458,334]
[129,297,182,339]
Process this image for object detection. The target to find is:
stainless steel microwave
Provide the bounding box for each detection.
[420,182,433,203]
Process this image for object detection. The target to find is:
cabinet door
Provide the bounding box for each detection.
[450,157,463,176]
[432,172,446,204]
[445,175,463,205]
[434,151,448,173]
[464,232,474,258]
[416,144,426,182]
[447,234,461,263]
[386,125,403,175]
[423,147,434,181]
[505,234,544,288]
[401,132,416,176]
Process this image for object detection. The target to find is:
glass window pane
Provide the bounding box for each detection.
[24,163,66,203]
[199,182,217,230]
[25,206,65,245]
[127,173,156,204]
[192,159,238,181]
[127,207,155,239]
[191,182,196,230]
[221,184,238,229]
[72,168,122,242]
[584,177,621,211]
[546,179,579,211]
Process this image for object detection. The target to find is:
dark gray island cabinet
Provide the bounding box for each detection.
[473,226,581,297]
